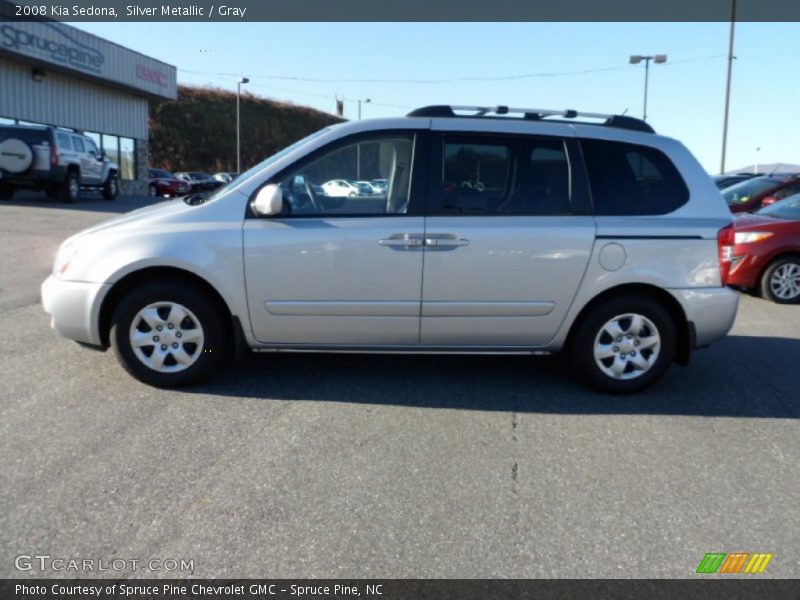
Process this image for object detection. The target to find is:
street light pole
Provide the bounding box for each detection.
[720,0,737,174]
[357,97,370,120]
[629,54,667,121]
[237,76,249,173]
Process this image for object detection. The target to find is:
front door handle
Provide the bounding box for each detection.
[379,234,423,248]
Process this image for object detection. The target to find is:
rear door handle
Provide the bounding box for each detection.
[424,234,469,248]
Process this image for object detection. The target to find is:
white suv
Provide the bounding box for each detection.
[0,125,120,202]
[41,106,739,392]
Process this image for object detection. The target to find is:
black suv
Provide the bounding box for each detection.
[0,125,120,202]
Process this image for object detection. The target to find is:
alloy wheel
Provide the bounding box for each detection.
[769,262,800,300]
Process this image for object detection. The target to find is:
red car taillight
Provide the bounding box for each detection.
[50,145,58,167]
[717,224,735,286]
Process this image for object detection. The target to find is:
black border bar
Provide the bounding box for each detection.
[3,580,800,600]
[2,0,800,22]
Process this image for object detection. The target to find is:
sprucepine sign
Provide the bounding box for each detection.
[0,22,104,74]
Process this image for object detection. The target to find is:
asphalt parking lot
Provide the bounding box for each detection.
[1,193,798,579]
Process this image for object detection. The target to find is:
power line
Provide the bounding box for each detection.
[176,70,412,110]
[178,55,724,86]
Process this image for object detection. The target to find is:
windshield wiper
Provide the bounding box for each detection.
[182,192,209,206]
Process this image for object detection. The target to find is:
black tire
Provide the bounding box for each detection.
[102,172,119,201]
[45,184,60,199]
[59,170,80,203]
[569,295,677,394]
[759,257,800,304]
[109,281,227,387]
[0,184,13,200]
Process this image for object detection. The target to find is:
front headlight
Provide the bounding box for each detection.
[734,231,773,244]
[53,241,80,278]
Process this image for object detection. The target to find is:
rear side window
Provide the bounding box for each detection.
[435,135,572,215]
[581,139,689,215]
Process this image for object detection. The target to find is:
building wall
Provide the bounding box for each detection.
[0,20,177,100]
[0,55,149,140]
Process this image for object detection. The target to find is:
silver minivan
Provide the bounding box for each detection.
[41,106,739,392]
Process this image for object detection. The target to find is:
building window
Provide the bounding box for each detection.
[120,137,136,180]
[102,134,120,166]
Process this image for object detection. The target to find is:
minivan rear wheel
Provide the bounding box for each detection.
[570,296,676,393]
[110,282,226,387]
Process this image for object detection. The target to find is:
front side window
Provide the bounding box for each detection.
[435,135,571,215]
[276,134,414,216]
[581,139,689,215]
[84,131,101,150]
[85,139,99,156]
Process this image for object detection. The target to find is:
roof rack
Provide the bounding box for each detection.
[406,105,655,134]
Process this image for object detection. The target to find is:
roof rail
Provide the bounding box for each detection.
[406,105,655,134]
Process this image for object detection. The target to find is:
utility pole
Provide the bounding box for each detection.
[720,0,737,174]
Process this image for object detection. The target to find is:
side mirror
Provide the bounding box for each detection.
[251,184,283,216]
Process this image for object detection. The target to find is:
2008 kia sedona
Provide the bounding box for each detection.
[41,105,739,392]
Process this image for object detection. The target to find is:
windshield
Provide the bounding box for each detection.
[183,127,332,206]
[722,177,779,205]
[756,194,800,220]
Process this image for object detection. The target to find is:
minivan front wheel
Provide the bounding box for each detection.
[570,296,676,393]
[110,282,225,387]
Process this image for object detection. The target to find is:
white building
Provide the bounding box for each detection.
[0,15,177,193]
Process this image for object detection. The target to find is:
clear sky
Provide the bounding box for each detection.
[73,21,799,174]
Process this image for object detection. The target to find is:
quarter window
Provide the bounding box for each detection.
[276,135,415,216]
[581,139,689,215]
[71,137,85,152]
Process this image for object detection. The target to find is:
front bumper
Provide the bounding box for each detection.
[41,275,110,346]
[668,287,739,348]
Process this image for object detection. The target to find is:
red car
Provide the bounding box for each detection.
[728,194,800,303]
[148,168,191,198]
[723,174,800,214]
